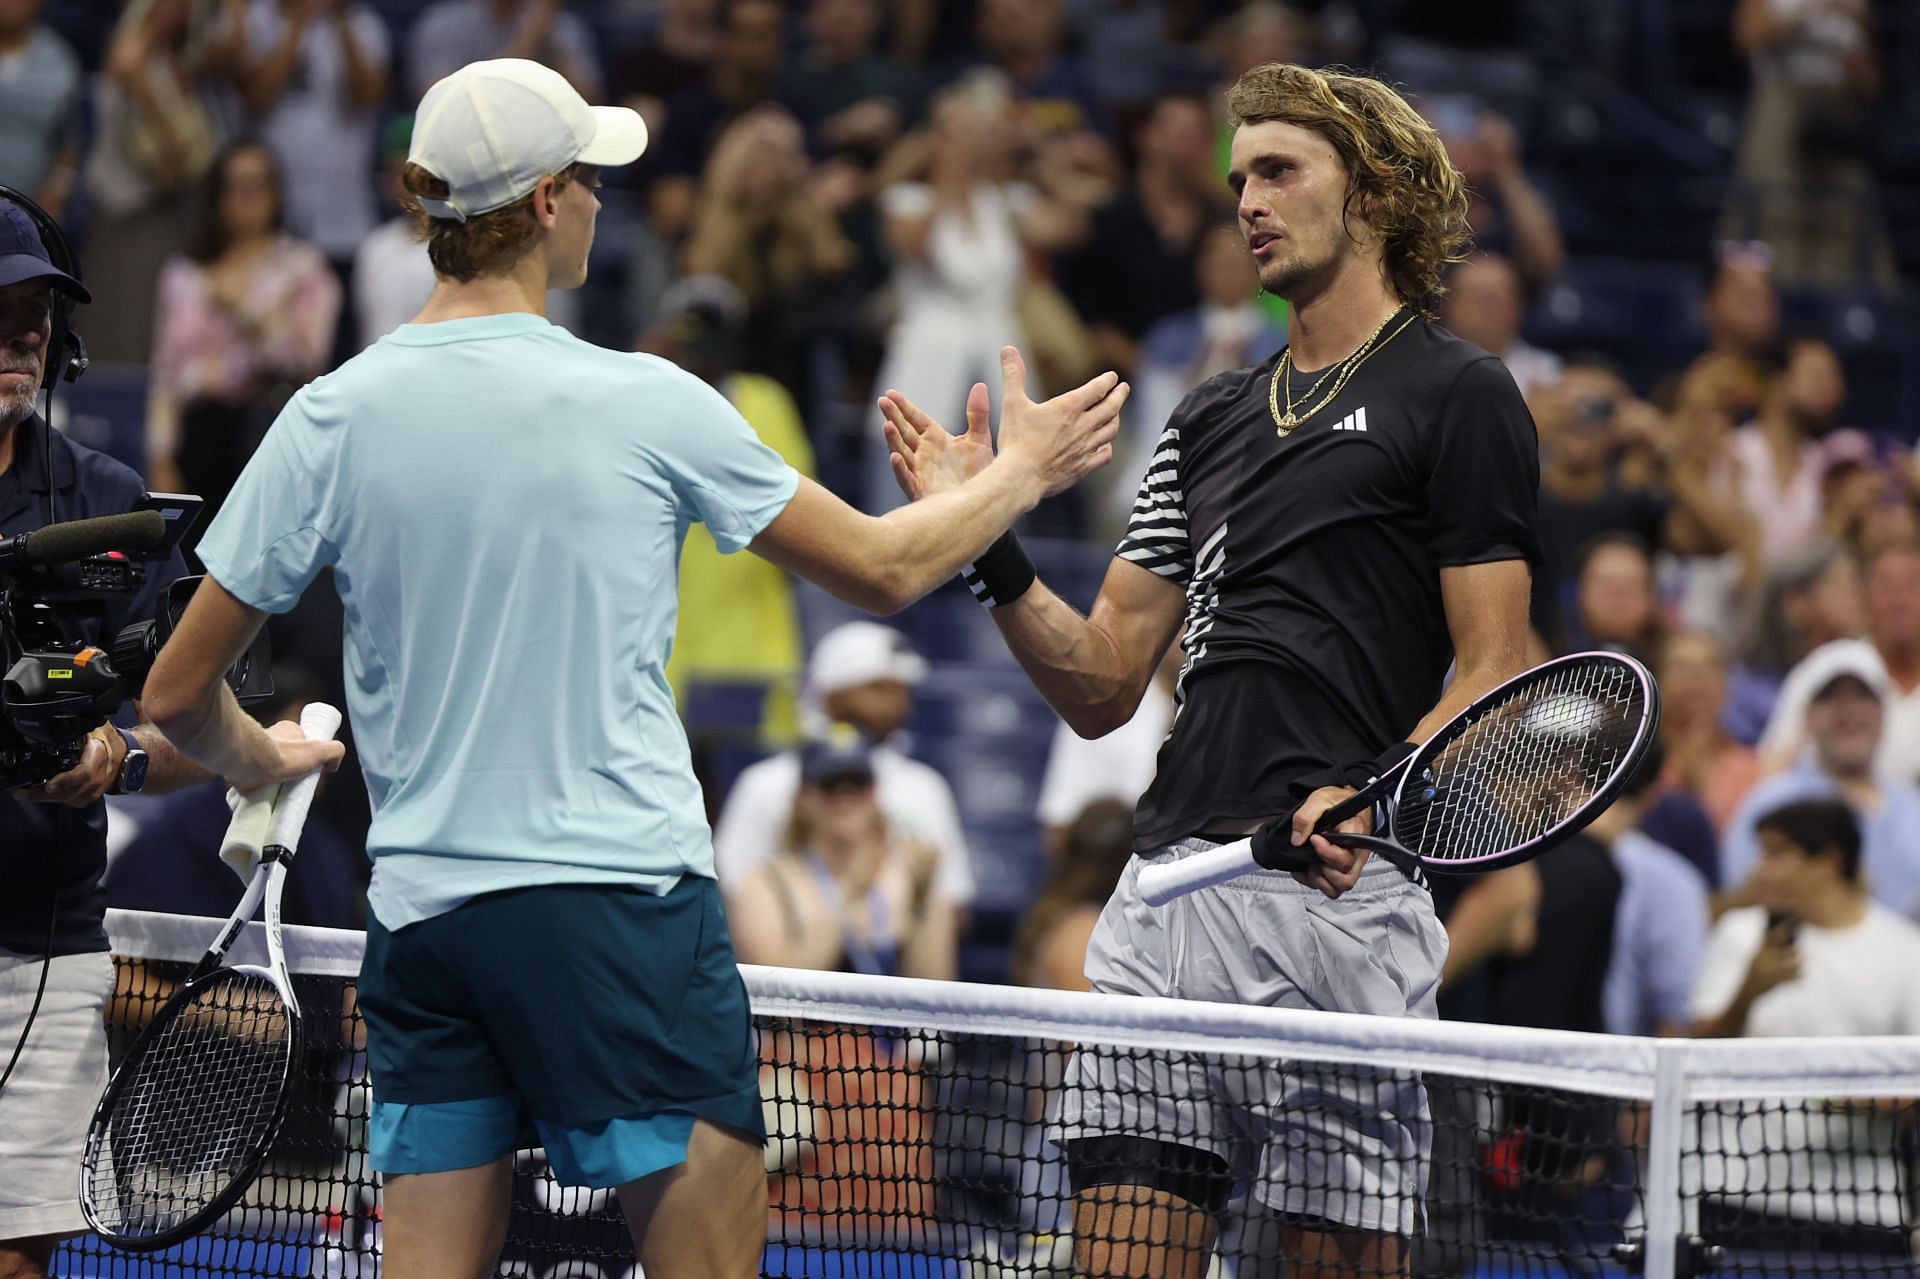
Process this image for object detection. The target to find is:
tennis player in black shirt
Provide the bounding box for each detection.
[882,63,1540,1279]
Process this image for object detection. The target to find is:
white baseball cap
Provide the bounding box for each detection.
[807,622,929,696]
[409,59,648,222]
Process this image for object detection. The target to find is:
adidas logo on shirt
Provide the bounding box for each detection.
[1332,407,1369,432]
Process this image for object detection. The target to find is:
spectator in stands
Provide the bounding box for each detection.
[1759,540,1920,786]
[957,0,1105,139]
[1658,631,1762,838]
[870,70,1089,508]
[645,0,784,244]
[1689,799,1920,1251]
[228,0,391,284]
[681,105,856,406]
[147,141,341,522]
[1602,749,1712,1038]
[1723,641,1920,920]
[1668,243,1779,423]
[1563,532,1662,661]
[407,0,602,101]
[1531,360,1750,645]
[351,115,432,348]
[1730,336,1847,572]
[642,276,815,742]
[1058,92,1231,379]
[81,0,227,365]
[1727,0,1895,285]
[1011,798,1135,990]
[777,0,919,161]
[1061,0,1176,115]
[609,0,717,138]
[1660,357,1767,647]
[1445,744,1707,1037]
[1100,225,1285,537]
[0,0,81,219]
[1696,798,1920,1035]
[1727,539,1864,744]
[1424,96,1564,289]
[713,621,975,916]
[1438,253,1559,398]
[1035,636,1182,855]
[725,726,954,979]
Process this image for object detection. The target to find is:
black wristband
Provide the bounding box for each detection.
[961,531,1036,608]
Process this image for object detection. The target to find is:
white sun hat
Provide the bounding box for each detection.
[408,59,648,222]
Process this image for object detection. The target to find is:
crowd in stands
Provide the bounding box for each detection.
[8,0,1920,1056]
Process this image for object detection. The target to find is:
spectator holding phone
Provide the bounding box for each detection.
[1693,799,1920,1038]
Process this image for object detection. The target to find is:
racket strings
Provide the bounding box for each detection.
[87,971,296,1238]
[1396,661,1646,863]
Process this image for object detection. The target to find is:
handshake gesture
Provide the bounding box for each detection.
[879,346,1128,504]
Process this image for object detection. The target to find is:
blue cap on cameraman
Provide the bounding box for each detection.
[0,198,91,302]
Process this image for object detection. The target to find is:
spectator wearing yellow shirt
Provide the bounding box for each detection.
[642,276,816,743]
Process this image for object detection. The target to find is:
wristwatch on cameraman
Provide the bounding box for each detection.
[109,726,149,795]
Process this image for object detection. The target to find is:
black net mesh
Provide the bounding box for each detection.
[57,944,1920,1279]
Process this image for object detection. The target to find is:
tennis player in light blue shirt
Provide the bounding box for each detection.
[143,58,1130,1279]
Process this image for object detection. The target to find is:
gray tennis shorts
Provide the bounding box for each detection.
[1052,837,1448,1236]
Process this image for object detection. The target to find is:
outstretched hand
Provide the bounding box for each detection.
[880,380,994,501]
[881,347,1129,503]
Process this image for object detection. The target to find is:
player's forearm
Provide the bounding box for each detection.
[1409,650,1526,744]
[147,680,284,792]
[989,586,1145,736]
[131,720,214,796]
[854,460,1047,612]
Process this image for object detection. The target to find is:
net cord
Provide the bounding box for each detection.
[105,911,1920,1103]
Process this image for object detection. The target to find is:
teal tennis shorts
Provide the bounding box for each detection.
[358,876,763,1188]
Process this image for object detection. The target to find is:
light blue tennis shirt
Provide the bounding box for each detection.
[196,314,800,931]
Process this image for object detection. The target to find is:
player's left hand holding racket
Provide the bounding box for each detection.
[81,703,343,1250]
[1137,652,1660,906]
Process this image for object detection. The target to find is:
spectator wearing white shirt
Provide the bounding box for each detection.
[712,621,974,910]
[1689,799,1920,1242]
[231,0,391,266]
[1759,541,1920,786]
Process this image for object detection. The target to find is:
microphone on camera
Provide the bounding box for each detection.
[0,510,167,574]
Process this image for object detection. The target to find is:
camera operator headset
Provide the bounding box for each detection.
[0,186,207,1275]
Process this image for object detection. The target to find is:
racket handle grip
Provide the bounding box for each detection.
[1136,839,1257,907]
[265,703,343,854]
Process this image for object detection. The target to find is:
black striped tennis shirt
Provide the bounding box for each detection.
[1117,311,1543,852]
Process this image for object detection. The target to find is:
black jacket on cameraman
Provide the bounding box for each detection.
[1,414,189,957]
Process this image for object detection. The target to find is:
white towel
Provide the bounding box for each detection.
[220,783,284,884]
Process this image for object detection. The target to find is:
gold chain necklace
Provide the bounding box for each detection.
[1268,309,1416,437]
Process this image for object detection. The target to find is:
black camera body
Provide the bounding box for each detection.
[0,501,272,789]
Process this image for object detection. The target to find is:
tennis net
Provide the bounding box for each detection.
[57,909,1920,1279]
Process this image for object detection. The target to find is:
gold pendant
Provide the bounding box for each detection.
[1275,413,1299,436]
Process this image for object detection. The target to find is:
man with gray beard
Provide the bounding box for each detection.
[0,194,207,1279]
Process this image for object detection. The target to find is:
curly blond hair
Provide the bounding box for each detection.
[1226,64,1470,313]
[401,162,578,282]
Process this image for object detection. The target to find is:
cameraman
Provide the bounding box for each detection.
[0,198,306,1279]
